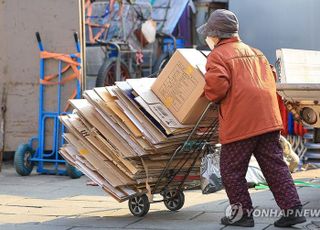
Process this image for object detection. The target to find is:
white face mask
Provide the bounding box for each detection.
[205,37,216,50]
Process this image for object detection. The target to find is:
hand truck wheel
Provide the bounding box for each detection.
[66,163,82,179]
[163,190,185,211]
[14,144,35,176]
[128,194,150,217]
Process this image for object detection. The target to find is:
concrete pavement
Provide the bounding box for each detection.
[0,162,319,230]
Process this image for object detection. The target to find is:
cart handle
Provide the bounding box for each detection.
[74,32,81,53]
[35,32,44,51]
[36,32,41,43]
[74,32,79,44]
[96,39,121,53]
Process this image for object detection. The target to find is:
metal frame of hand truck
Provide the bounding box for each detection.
[14,32,82,176]
[128,102,219,217]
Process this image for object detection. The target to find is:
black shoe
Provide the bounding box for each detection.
[221,215,255,227]
[274,206,307,227]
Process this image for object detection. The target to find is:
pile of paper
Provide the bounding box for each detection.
[59,49,219,202]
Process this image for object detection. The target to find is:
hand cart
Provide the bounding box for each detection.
[95,39,133,86]
[95,30,184,87]
[14,32,82,178]
[128,102,219,217]
[88,1,181,87]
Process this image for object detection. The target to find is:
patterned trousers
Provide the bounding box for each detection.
[220,131,302,212]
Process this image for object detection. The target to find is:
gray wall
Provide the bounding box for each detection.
[229,0,320,64]
[0,0,81,151]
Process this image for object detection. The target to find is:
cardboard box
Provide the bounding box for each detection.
[127,78,193,131]
[151,49,210,124]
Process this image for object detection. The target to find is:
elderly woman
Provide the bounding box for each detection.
[198,9,306,228]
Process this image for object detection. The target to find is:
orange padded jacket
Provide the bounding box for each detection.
[204,37,283,144]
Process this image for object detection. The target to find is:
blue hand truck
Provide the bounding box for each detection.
[14,32,82,178]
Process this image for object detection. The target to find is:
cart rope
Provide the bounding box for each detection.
[141,157,152,202]
[85,0,109,44]
[85,0,117,44]
[39,51,81,112]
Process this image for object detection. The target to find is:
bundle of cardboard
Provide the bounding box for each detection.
[59,49,218,202]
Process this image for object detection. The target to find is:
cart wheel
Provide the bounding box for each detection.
[128,194,150,217]
[14,144,35,176]
[96,57,130,87]
[163,190,185,211]
[66,163,82,179]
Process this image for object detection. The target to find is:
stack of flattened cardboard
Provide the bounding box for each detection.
[59,49,218,202]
